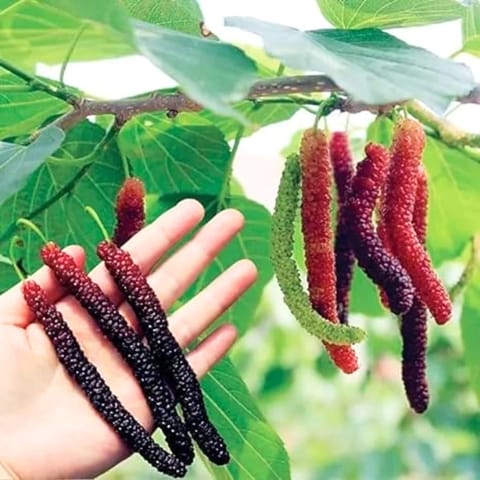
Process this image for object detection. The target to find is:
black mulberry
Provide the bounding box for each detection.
[40,242,193,464]
[330,132,356,325]
[97,241,230,466]
[22,280,187,478]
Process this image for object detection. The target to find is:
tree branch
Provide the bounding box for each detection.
[3,60,480,148]
[450,234,480,300]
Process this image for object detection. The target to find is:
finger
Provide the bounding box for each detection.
[171,259,257,348]
[88,199,205,303]
[139,208,245,312]
[0,245,85,326]
[187,324,237,379]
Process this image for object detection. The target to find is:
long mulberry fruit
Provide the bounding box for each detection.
[330,132,356,325]
[400,164,429,413]
[300,129,338,322]
[300,129,358,373]
[40,243,193,464]
[22,280,187,478]
[383,119,451,324]
[113,177,146,247]
[347,143,414,315]
[97,241,229,466]
[271,154,366,346]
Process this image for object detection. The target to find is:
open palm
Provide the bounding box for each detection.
[0,200,257,480]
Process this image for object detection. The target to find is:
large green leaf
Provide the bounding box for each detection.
[368,117,480,264]
[133,20,259,119]
[201,357,290,479]
[0,72,70,140]
[423,138,480,263]
[0,125,65,205]
[225,18,474,112]
[0,0,135,68]
[317,0,464,29]
[118,113,231,196]
[186,195,273,337]
[462,3,480,56]
[460,269,480,404]
[0,122,125,292]
[122,0,204,35]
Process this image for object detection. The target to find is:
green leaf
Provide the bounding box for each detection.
[225,18,474,112]
[0,0,135,68]
[423,138,480,263]
[122,0,204,36]
[462,3,480,56]
[0,122,125,292]
[199,100,299,141]
[0,126,65,206]
[118,113,231,196]
[460,270,480,404]
[187,195,273,336]
[317,0,464,29]
[133,20,259,119]
[201,357,291,479]
[349,266,384,317]
[368,117,480,264]
[0,72,70,140]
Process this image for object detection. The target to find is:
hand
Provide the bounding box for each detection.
[0,200,257,480]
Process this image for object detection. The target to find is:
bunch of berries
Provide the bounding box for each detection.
[273,118,452,413]
[22,178,229,477]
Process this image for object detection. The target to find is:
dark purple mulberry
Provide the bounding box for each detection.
[40,242,193,465]
[400,297,429,413]
[113,177,146,247]
[330,132,356,325]
[347,143,415,315]
[400,164,430,413]
[97,241,229,466]
[22,280,187,478]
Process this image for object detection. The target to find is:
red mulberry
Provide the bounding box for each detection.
[97,241,229,466]
[347,143,414,315]
[270,154,366,346]
[330,132,356,325]
[40,242,193,464]
[300,129,358,374]
[22,280,187,478]
[383,119,451,324]
[113,177,146,247]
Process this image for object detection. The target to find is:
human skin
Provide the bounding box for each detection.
[0,200,257,480]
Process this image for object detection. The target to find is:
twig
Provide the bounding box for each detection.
[0,59,77,104]
[450,234,480,300]
[407,100,480,148]
[54,94,202,130]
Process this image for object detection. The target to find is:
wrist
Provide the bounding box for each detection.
[0,460,19,480]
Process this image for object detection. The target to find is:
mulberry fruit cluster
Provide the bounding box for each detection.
[272,118,451,413]
[21,178,228,477]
